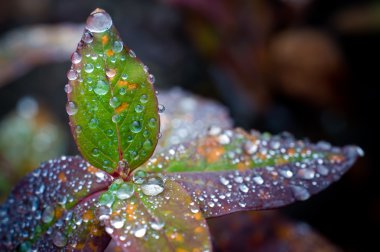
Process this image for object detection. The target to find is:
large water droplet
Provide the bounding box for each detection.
[290,185,310,201]
[85,9,113,33]
[130,121,142,133]
[67,69,78,81]
[150,218,165,230]
[141,176,164,196]
[110,215,125,229]
[99,192,114,207]
[66,101,78,115]
[113,41,123,53]
[94,80,109,95]
[140,94,148,103]
[42,206,55,223]
[133,224,147,238]
[95,205,111,221]
[116,183,134,200]
[52,231,67,248]
[106,69,116,78]
[135,104,144,113]
[84,63,94,73]
[71,52,82,64]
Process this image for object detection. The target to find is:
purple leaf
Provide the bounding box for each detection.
[143,128,363,217]
[0,156,114,250]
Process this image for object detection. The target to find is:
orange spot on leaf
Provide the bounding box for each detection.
[102,35,109,45]
[82,210,94,222]
[87,165,98,174]
[58,172,67,182]
[115,102,128,114]
[107,49,114,56]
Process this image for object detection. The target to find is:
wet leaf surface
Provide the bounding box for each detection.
[0,156,113,251]
[143,128,362,217]
[67,9,160,173]
[100,178,211,252]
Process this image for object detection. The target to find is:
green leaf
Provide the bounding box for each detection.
[99,177,212,251]
[66,9,160,174]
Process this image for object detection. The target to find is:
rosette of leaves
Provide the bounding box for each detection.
[0,9,363,252]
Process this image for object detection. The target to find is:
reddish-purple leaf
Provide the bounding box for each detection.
[143,128,362,217]
[99,179,211,251]
[157,88,232,150]
[0,156,114,250]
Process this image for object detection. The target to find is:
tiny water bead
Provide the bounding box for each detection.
[92,148,100,157]
[158,104,165,113]
[143,139,153,151]
[67,69,78,81]
[141,176,165,196]
[52,231,67,248]
[130,121,142,133]
[148,74,155,84]
[71,52,82,64]
[82,31,94,44]
[113,41,123,53]
[106,69,116,78]
[42,206,55,224]
[112,114,121,124]
[84,63,94,73]
[140,94,148,103]
[119,87,126,95]
[85,8,113,33]
[129,49,136,58]
[64,84,72,94]
[66,101,78,116]
[94,80,109,95]
[133,224,147,238]
[106,129,114,136]
[121,73,128,80]
[148,118,157,128]
[89,118,99,129]
[99,192,115,207]
[135,104,144,113]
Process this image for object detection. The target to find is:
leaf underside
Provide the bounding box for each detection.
[67,9,160,174]
[0,156,113,251]
[143,128,362,217]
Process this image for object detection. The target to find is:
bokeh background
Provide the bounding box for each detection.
[0,0,378,251]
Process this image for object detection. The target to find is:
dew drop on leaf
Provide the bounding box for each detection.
[67,69,78,81]
[135,104,144,113]
[42,206,55,224]
[113,40,123,53]
[121,73,128,80]
[130,121,142,133]
[106,69,116,78]
[110,215,125,229]
[66,101,78,115]
[94,80,109,95]
[64,83,72,94]
[148,118,157,128]
[129,49,136,58]
[84,63,94,73]
[132,224,147,238]
[141,176,164,196]
[99,191,115,207]
[116,182,134,200]
[158,104,165,113]
[150,218,165,231]
[82,31,94,44]
[85,9,113,33]
[132,170,147,184]
[140,94,148,103]
[52,231,67,248]
[89,118,99,128]
[71,52,82,64]
[92,148,100,157]
[95,205,111,221]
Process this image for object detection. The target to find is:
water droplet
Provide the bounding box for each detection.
[158,104,165,113]
[239,184,249,193]
[148,118,157,128]
[84,63,94,73]
[82,31,93,43]
[140,94,148,103]
[42,206,55,223]
[52,231,67,247]
[189,202,199,213]
[36,184,45,195]
[67,69,78,81]
[89,118,99,128]
[150,219,165,230]
[135,104,144,113]
[130,121,142,133]
[208,201,215,208]
[133,170,147,184]
[105,226,114,234]
[106,69,116,78]
[119,87,126,95]
[71,52,82,64]
[92,148,100,157]
[219,177,229,186]
[121,73,128,80]
[238,202,247,207]
[110,215,125,229]
[297,168,315,180]
[106,129,114,136]
[143,139,153,151]
[244,141,258,154]
[113,41,123,53]
[66,101,78,115]
[94,80,109,95]
[99,192,114,207]
[116,183,134,200]
[234,176,243,183]
[133,224,147,238]
[218,134,230,145]
[95,205,111,221]
[109,97,121,108]
[253,176,264,185]
[85,9,113,33]
[148,74,155,84]
[290,185,310,201]
[317,165,329,176]
[64,84,72,94]
[279,169,293,178]
[112,114,121,123]
[129,50,136,58]
[141,176,165,196]
[75,125,82,134]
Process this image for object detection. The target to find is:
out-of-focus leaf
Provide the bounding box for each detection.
[67,9,159,174]
[0,97,67,202]
[143,128,362,217]
[157,87,232,151]
[99,178,211,252]
[0,24,82,86]
[208,211,341,252]
[0,156,114,250]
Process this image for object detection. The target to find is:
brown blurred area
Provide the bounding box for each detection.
[0,0,378,251]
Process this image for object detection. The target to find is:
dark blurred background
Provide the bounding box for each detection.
[0,0,378,251]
